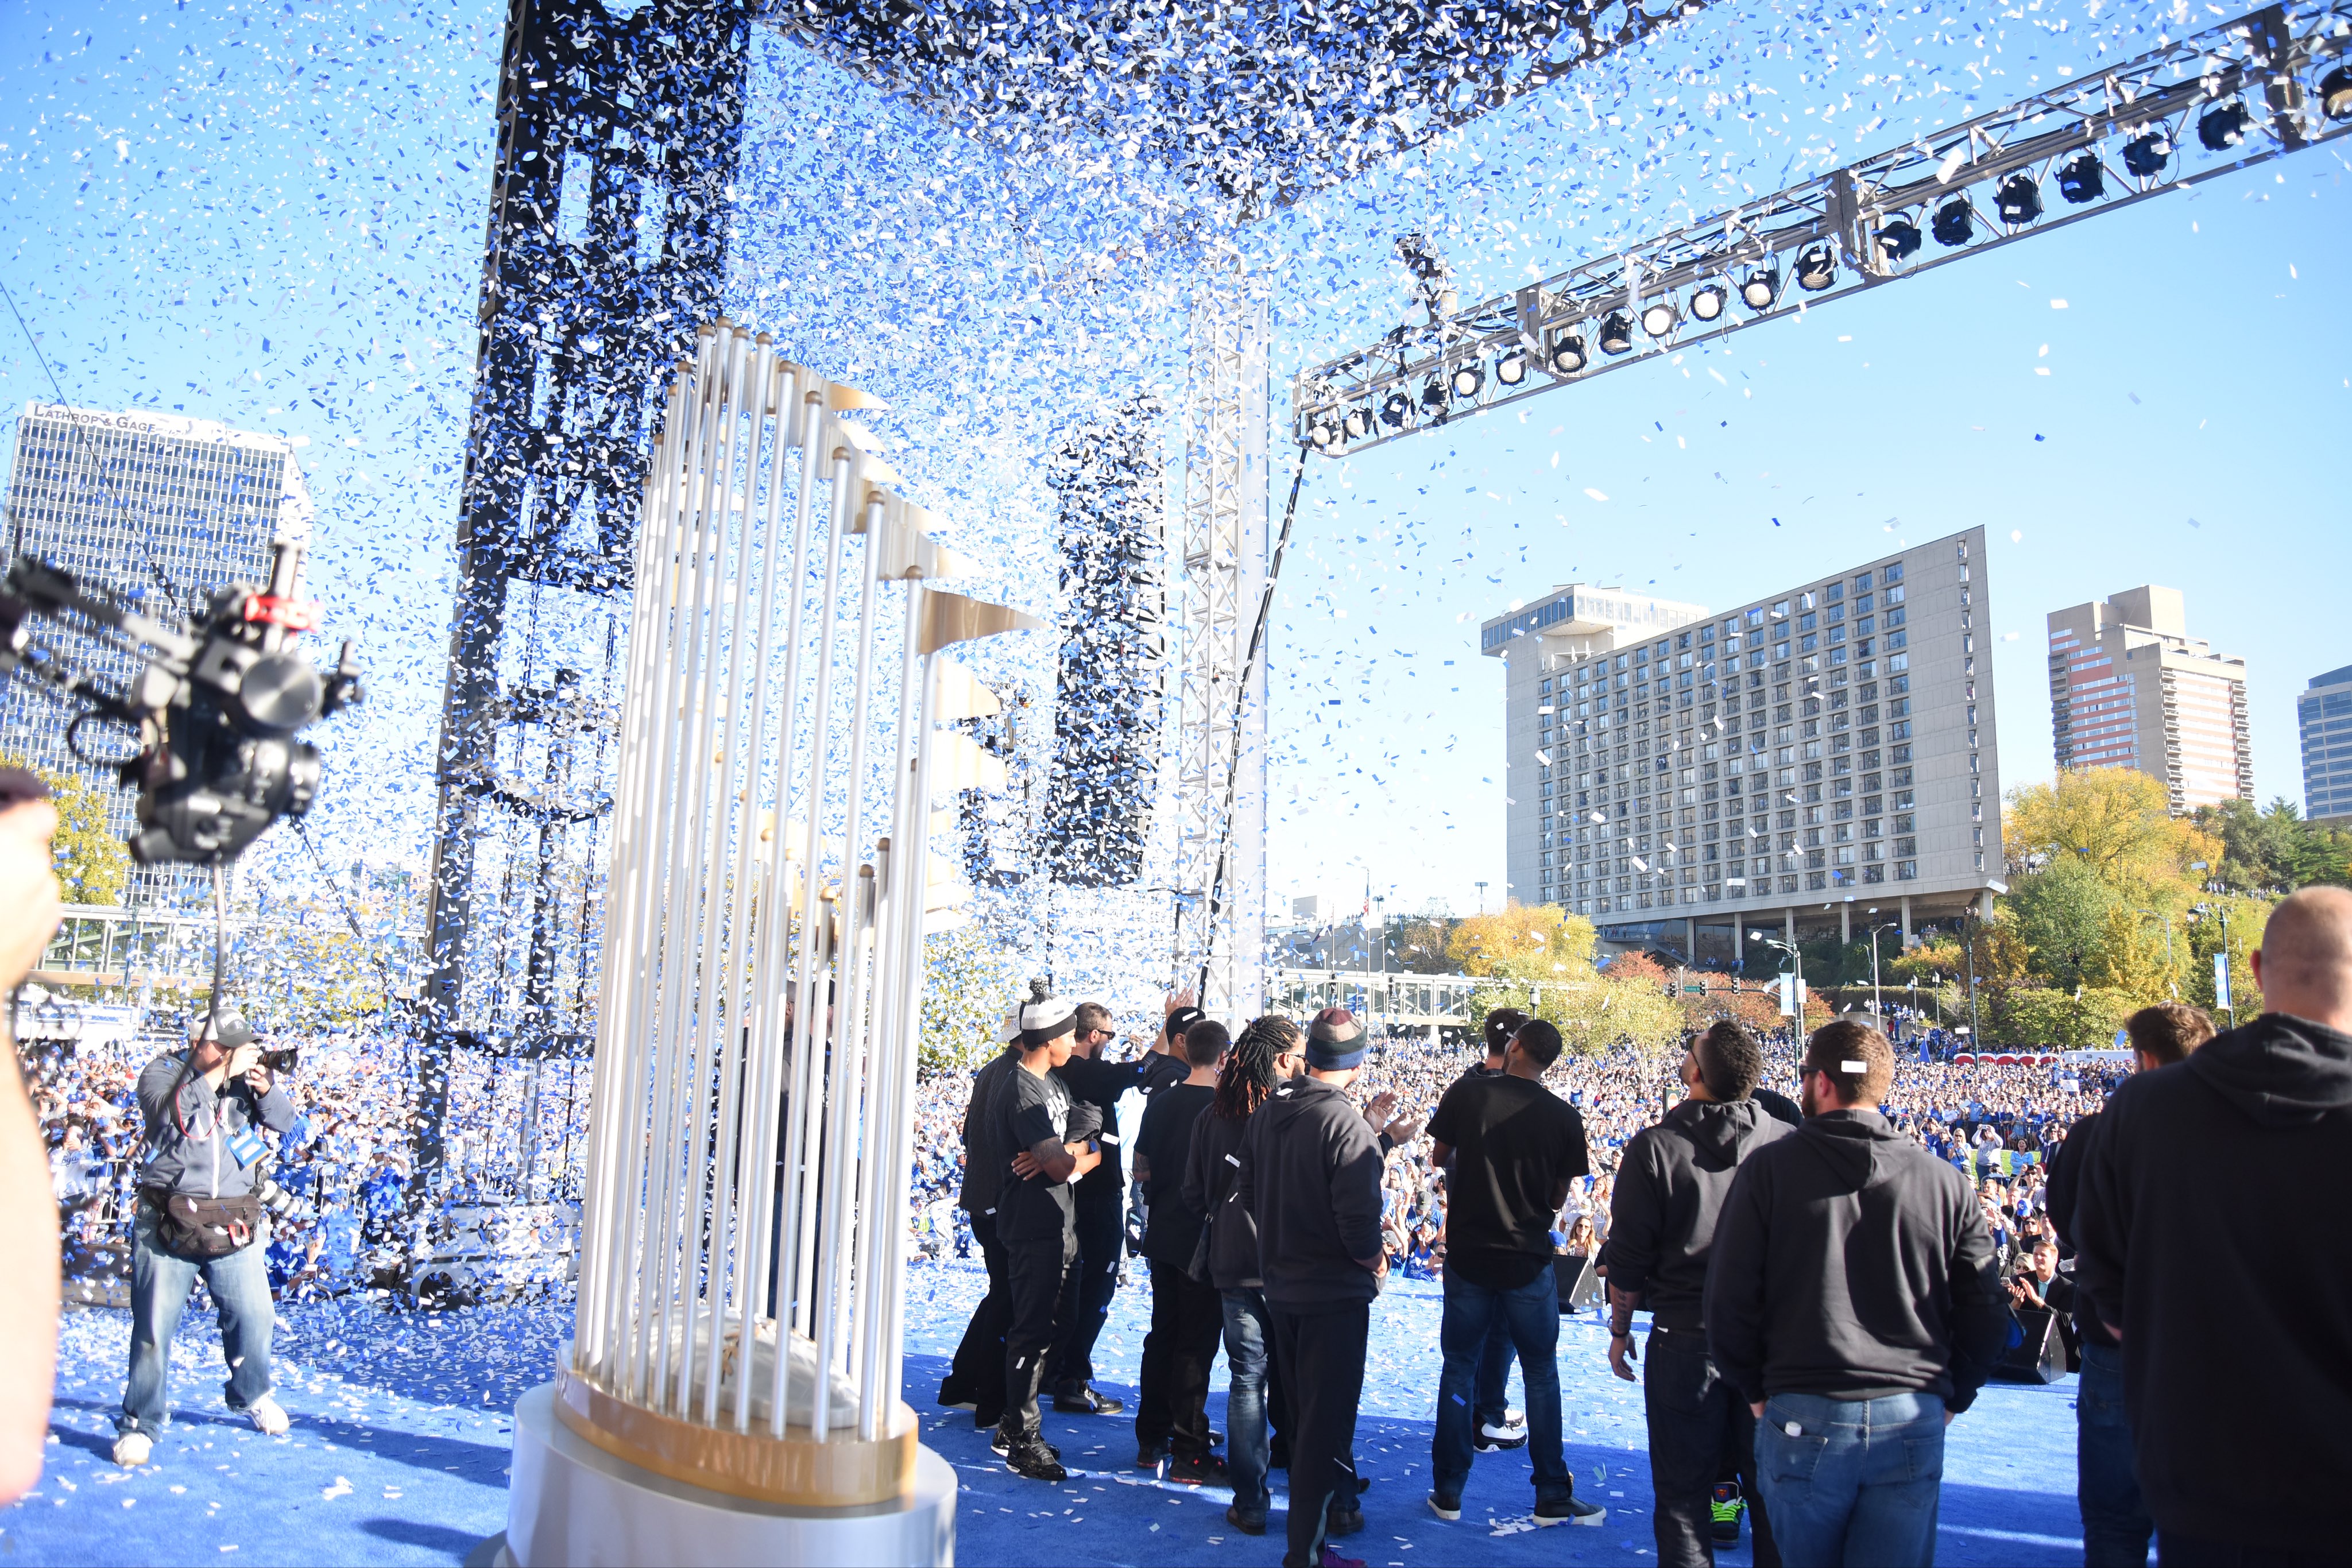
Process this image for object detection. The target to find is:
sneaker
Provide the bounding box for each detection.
[1535,1493,1607,1527]
[1428,1490,1463,1521]
[246,1396,290,1437]
[1225,1502,1267,1536]
[111,1431,152,1468]
[1169,1451,1231,1487]
[1136,1441,1169,1470]
[1003,1439,1068,1482]
[1474,1419,1529,1453]
[1316,1546,1367,1568]
[1711,1481,1746,1544]
[1325,1502,1364,1537]
[1053,1385,1125,1416]
[992,1428,1061,1461]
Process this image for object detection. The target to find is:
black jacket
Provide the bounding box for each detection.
[1704,1108,2005,1412]
[1235,1076,1384,1313]
[1058,1049,1188,1202]
[1608,1097,1789,1332]
[1182,1106,1260,1290]
[2041,1106,2117,1352]
[2074,1012,2352,1555]
[957,1047,1020,1216]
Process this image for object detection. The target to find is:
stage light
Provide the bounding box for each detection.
[2057,153,2104,204]
[1876,218,1922,264]
[1495,349,1529,388]
[1795,244,1836,291]
[1308,417,1337,450]
[2123,130,2172,177]
[1641,299,1680,337]
[1548,331,1588,374]
[2199,100,2250,150]
[1342,406,1374,441]
[1932,199,1974,246]
[1380,390,1411,428]
[1419,375,1448,413]
[1740,267,1778,311]
[1450,360,1485,400]
[1690,284,1728,322]
[1996,173,2044,225]
[2326,65,2352,122]
[1599,311,1635,355]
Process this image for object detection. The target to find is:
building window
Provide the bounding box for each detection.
[1895,860,1917,880]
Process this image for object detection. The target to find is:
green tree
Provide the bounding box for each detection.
[917,921,1023,1075]
[2004,854,2118,989]
[2006,767,2218,894]
[2192,796,2352,895]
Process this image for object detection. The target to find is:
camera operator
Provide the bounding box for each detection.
[113,1019,298,1468]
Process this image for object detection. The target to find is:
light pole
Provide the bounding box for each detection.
[1474,879,1488,914]
[1866,917,1902,1032]
[2187,864,2237,1028]
[1750,928,1803,1037]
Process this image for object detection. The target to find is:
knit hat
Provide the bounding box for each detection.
[1018,979,1077,1046]
[1305,1006,1367,1070]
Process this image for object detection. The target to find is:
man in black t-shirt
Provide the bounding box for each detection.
[1131,1017,1228,1482]
[994,988,1103,1481]
[1423,1018,1603,1527]
[1461,1008,1531,1455]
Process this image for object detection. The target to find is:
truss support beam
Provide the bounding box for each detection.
[1295,0,2352,453]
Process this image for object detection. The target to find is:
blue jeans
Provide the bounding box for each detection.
[1754,1389,1944,1568]
[119,1209,277,1434]
[1220,1287,1273,1515]
[2077,1343,2152,1568]
[1432,1267,1568,1497]
[1475,1311,1517,1428]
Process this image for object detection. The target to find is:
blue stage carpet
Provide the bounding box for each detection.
[8,1261,2083,1566]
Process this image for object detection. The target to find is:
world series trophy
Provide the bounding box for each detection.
[498,321,1037,1566]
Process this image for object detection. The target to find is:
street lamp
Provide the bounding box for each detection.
[1749,928,1803,1035]
[1865,917,1902,1033]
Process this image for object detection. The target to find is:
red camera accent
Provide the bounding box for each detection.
[243,595,322,630]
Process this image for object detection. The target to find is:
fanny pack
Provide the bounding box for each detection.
[141,1187,262,1260]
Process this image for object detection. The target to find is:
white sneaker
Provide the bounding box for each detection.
[112,1430,152,1468]
[246,1396,290,1437]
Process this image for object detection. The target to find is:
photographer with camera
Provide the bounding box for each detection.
[112,1019,298,1468]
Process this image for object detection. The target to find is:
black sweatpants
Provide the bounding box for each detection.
[1047,1180,1123,1393]
[1135,1259,1223,1458]
[1269,1301,1370,1568]
[1644,1326,1777,1568]
[944,1209,1009,1421]
[1001,1232,1074,1441]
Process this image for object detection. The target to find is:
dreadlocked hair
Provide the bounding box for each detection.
[1213,1015,1296,1121]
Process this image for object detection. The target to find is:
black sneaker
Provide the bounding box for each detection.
[1136,1441,1168,1470]
[1225,1502,1267,1536]
[1534,1493,1607,1527]
[1428,1490,1463,1521]
[1325,1502,1364,1537]
[1169,1451,1231,1487]
[1711,1481,1745,1544]
[992,1429,1061,1461]
[1474,1418,1530,1453]
[1053,1385,1125,1415]
[1003,1439,1069,1482]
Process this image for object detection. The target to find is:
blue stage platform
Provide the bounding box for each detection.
[8,1261,2084,1566]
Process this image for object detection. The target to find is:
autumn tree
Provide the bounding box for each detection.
[1446,902,1596,978]
[2005,767,2218,895]
[1,754,127,907]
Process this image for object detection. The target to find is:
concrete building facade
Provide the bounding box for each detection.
[2047,585,2251,814]
[1481,527,2001,964]
[2300,663,2352,827]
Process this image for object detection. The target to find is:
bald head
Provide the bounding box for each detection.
[2252,888,2352,1034]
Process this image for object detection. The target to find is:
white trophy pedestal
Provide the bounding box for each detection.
[497,1383,957,1567]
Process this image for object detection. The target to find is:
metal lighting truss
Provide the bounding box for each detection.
[1294,1,2352,453]
[1174,273,1271,1019]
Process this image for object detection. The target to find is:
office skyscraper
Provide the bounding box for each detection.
[2300,664,2352,827]
[2047,585,2250,813]
[2,403,314,890]
[1481,526,2001,966]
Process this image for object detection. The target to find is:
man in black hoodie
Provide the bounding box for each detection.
[2074,887,2352,1564]
[1704,1020,2003,1568]
[939,1014,1024,1428]
[1236,1008,1384,1568]
[1608,1019,1788,1568]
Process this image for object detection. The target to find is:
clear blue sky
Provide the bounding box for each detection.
[4,0,2347,928]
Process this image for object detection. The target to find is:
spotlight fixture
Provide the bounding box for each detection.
[1690,284,1728,322]
[1795,243,1836,292]
[2199,100,2250,150]
[1308,417,1337,450]
[1547,331,1588,375]
[1739,267,1779,311]
[1875,218,1922,264]
[1995,172,2044,226]
[1599,311,1635,355]
[2057,153,2104,204]
[1342,406,1374,442]
[1932,199,1974,246]
[1418,375,1448,413]
[1495,349,1529,388]
[1450,360,1485,400]
[2123,130,2172,177]
[2326,64,2352,122]
[1380,390,1412,428]
[1640,299,1680,337]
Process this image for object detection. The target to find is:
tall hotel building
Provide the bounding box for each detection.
[2,404,312,890]
[1481,526,2001,963]
[2047,586,2250,813]
[2299,664,2352,828]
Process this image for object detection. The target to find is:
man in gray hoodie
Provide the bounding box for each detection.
[1236,1008,1384,1568]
